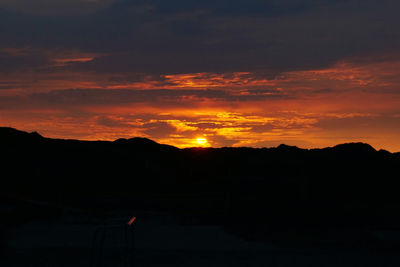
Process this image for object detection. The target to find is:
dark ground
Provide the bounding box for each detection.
[1,127,400,266]
[2,212,400,267]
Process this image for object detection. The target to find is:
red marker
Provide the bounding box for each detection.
[128,217,136,225]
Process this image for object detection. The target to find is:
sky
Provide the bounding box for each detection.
[1,0,400,151]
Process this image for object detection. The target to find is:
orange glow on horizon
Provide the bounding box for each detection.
[196,137,208,146]
[2,59,400,152]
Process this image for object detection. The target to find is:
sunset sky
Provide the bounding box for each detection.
[1,0,400,151]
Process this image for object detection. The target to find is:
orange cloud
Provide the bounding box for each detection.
[53,57,95,66]
[163,72,274,89]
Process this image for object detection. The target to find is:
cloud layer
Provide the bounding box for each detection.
[0,0,400,150]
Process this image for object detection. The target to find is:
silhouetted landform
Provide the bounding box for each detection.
[1,127,400,248]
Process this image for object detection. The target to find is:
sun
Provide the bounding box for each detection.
[196,137,208,146]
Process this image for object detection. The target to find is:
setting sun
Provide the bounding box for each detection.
[196,137,208,146]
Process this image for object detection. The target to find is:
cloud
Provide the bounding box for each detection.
[0,47,102,74]
[0,88,289,110]
[0,0,116,15]
[0,47,49,72]
[0,0,399,74]
[96,115,132,128]
[141,122,177,139]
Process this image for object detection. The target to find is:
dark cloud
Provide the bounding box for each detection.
[0,48,50,72]
[141,122,177,139]
[0,0,116,16]
[0,88,288,110]
[97,115,131,128]
[0,0,399,75]
[208,134,237,147]
[315,114,400,133]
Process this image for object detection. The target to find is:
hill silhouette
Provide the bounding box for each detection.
[1,127,400,246]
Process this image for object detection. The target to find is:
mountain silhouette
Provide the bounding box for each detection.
[0,127,43,144]
[1,127,400,245]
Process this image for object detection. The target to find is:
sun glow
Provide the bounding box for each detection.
[196,137,209,146]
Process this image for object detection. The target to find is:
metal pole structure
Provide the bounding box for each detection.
[125,217,136,267]
[91,217,136,267]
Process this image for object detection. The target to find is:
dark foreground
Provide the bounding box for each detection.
[4,247,400,267]
[2,212,400,267]
[1,127,400,266]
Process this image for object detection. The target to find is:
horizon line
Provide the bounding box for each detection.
[2,126,398,153]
